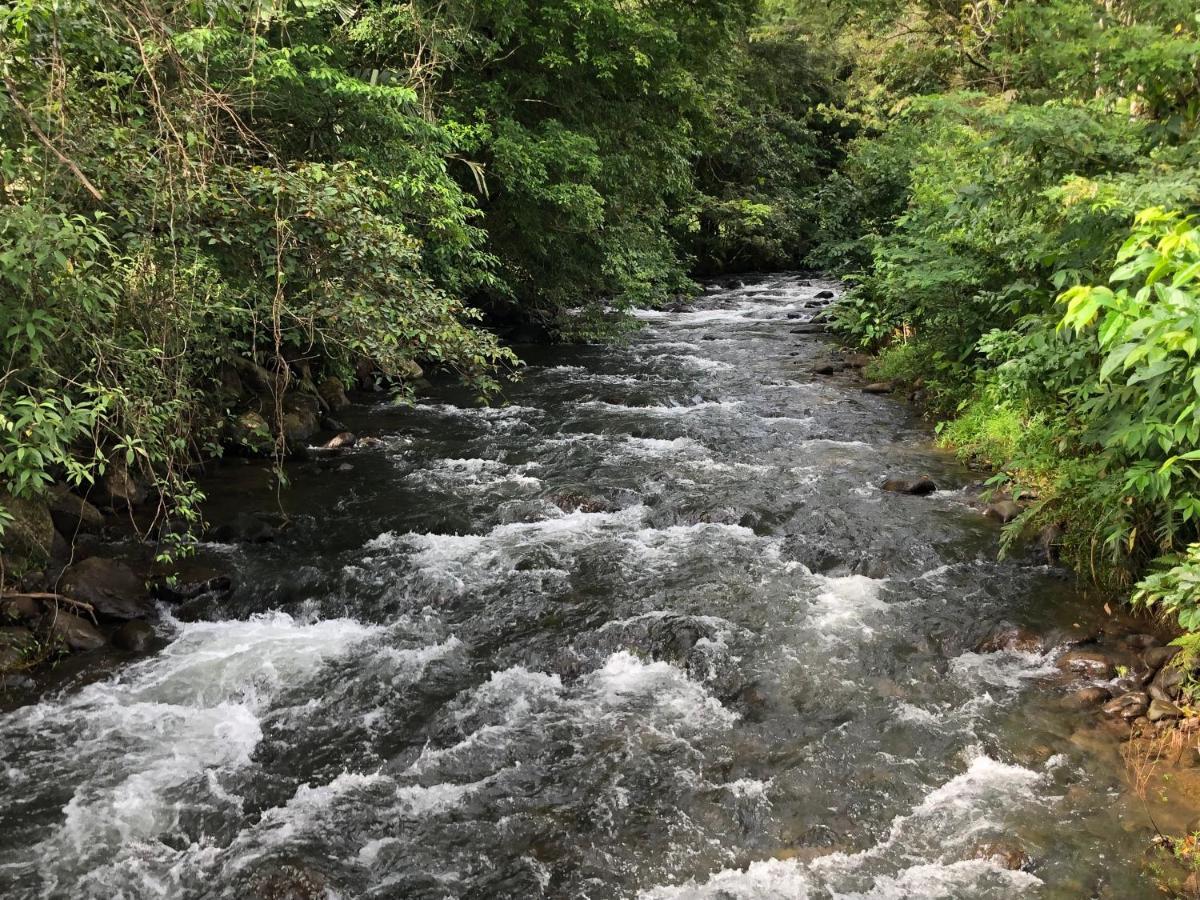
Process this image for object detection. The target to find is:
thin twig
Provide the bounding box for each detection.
[1,76,104,201]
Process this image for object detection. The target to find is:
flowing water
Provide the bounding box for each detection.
[0,275,1160,897]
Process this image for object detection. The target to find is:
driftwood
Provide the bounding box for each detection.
[1,591,98,622]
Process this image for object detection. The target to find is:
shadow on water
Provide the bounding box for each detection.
[0,275,1166,898]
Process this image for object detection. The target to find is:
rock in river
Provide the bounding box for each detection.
[112,620,156,652]
[1102,692,1149,720]
[60,557,151,620]
[44,610,106,651]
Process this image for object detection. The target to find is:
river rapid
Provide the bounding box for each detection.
[0,275,1161,898]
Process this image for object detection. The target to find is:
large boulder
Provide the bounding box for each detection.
[60,557,152,620]
[47,487,105,537]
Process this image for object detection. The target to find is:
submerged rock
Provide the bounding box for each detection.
[970,841,1032,871]
[976,625,1046,654]
[212,512,278,544]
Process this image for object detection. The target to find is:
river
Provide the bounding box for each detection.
[0,275,1158,897]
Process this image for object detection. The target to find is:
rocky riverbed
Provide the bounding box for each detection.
[3,274,1200,898]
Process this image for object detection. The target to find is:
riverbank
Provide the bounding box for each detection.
[1,274,1197,897]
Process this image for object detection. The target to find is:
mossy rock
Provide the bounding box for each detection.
[0,492,55,574]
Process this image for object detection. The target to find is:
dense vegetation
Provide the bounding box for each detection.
[0,0,833,570]
[798,1,1200,645]
[4,0,1200,648]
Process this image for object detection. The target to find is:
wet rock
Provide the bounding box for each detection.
[152,574,233,604]
[317,376,350,411]
[60,557,151,620]
[907,478,937,496]
[44,609,106,651]
[1056,648,1116,677]
[811,362,839,376]
[1149,698,1184,722]
[320,431,357,450]
[46,488,104,536]
[976,625,1046,654]
[814,289,835,299]
[212,512,278,544]
[862,382,894,394]
[1102,691,1149,720]
[357,436,384,449]
[112,619,156,652]
[701,334,717,341]
[984,500,1022,524]
[971,841,1032,871]
[1144,645,1181,671]
[1152,664,1186,700]
[1064,686,1111,708]
[880,477,937,496]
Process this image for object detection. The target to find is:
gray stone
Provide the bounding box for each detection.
[60,557,151,620]
[44,610,106,651]
[1148,698,1184,722]
[1102,691,1149,719]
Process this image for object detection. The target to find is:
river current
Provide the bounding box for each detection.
[0,275,1155,897]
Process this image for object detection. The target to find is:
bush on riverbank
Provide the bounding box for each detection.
[807,1,1200,631]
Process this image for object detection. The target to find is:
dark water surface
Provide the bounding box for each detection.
[0,276,1155,897]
